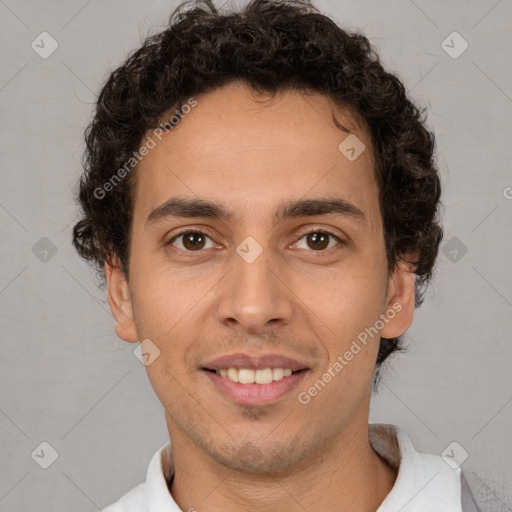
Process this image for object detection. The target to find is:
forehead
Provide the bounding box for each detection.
[132,82,381,231]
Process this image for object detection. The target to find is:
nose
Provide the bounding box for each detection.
[216,243,293,336]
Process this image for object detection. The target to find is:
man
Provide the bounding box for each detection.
[72,0,482,510]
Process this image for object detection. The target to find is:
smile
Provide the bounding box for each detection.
[203,367,309,406]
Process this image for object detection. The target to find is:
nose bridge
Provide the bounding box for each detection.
[216,236,292,333]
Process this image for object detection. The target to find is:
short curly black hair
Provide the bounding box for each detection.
[72,0,443,388]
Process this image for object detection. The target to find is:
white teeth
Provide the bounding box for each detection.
[215,367,295,384]
[227,368,239,382]
[255,368,273,384]
[238,369,255,384]
[272,368,284,381]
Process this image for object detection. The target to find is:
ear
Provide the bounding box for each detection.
[380,251,418,339]
[104,256,138,343]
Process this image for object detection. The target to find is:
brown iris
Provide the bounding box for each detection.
[182,232,206,250]
[306,232,329,250]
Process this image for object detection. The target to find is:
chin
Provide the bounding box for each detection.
[205,436,311,474]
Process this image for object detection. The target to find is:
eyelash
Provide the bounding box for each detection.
[165,228,344,255]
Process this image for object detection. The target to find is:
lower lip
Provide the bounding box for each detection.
[203,370,308,406]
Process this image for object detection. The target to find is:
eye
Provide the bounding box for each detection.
[166,228,343,254]
[293,229,342,252]
[166,230,217,251]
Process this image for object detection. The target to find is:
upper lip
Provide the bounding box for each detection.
[203,353,310,371]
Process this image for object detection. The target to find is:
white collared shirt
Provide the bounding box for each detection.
[102,423,472,511]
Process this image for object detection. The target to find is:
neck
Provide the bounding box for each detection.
[168,421,397,512]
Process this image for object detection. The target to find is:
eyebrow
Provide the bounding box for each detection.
[145,196,366,229]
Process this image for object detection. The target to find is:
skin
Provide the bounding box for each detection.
[105,81,417,511]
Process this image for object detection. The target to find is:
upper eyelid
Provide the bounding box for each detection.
[292,228,342,243]
[167,228,218,245]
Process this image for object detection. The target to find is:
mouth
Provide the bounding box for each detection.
[201,365,309,406]
[201,353,311,406]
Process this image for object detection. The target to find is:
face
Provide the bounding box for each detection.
[106,81,416,473]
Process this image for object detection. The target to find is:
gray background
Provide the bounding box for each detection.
[0,0,511,510]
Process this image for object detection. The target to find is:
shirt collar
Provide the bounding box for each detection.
[370,423,463,511]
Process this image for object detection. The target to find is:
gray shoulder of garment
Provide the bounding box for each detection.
[461,470,512,512]
[461,471,482,512]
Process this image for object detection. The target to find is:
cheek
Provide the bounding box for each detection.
[128,263,215,377]
[129,272,199,399]
[129,256,203,335]
[308,259,387,337]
